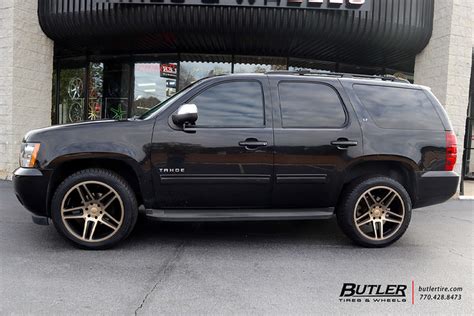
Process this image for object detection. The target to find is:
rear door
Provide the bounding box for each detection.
[270,77,363,208]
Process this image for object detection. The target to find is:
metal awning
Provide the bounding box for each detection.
[39,0,433,70]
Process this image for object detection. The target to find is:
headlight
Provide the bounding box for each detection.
[20,143,41,168]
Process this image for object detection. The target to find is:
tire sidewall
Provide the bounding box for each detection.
[51,169,137,249]
[338,177,412,247]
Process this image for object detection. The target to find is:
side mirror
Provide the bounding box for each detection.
[172,104,198,126]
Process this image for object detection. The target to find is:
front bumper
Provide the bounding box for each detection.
[414,171,459,208]
[13,167,51,217]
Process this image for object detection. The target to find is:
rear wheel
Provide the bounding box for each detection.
[51,168,138,249]
[337,176,412,247]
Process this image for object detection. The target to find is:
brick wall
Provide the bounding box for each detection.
[0,0,53,179]
[414,0,473,177]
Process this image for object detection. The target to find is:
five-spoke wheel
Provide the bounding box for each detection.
[61,181,124,242]
[51,169,138,249]
[337,177,411,247]
[353,186,405,241]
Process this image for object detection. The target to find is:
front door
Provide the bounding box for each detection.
[270,77,363,208]
[151,78,273,208]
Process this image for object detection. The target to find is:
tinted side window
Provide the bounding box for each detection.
[353,84,443,130]
[190,81,264,127]
[278,82,347,128]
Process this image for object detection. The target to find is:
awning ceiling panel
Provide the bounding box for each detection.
[39,0,433,69]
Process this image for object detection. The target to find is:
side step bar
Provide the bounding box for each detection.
[145,208,335,222]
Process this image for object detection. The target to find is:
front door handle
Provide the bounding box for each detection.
[239,138,268,150]
[330,138,358,150]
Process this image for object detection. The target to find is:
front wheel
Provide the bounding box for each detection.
[51,168,138,249]
[336,177,412,247]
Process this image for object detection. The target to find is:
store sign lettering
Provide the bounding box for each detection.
[105,0,370,11]
[160,63,177,79]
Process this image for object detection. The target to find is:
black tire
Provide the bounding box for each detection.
[51,168,138,250]
[336,176,412,248]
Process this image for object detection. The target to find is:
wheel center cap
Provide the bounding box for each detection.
[88,204,101,216]
[373,207,382,217]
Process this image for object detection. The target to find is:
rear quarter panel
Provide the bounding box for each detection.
[340,79,447,173]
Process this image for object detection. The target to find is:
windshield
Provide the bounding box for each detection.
[139,79,204,119]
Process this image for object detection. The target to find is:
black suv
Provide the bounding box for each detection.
[13,72,459,249]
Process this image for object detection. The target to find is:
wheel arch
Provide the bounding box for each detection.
[46,155,146,216]
[341,155,419,205]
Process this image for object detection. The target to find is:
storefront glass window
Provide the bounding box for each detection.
[53,55,417,125]
[103,62,131,120]
[56,61,131,123]
[234,56,286,73]
[87,63,104,120]
[288,66,333,73]
[52,66,57,124]
[466,64,474,179]
[233,63,273,73]
[58,67,86,124]
[133,62,177,117]
[179,61,231,89]
[288,58,336,73]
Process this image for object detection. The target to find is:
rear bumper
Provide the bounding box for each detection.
[13,168,51,217]
[414,171,459,208]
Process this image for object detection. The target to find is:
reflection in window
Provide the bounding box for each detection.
[234,63,287,73]
[288,66,333,74]
[234,56,286,73]
[179,61,231,89]
[279,82,346,128]
[354,85,443,130]
[288,58,336,73]
[133,63,177,117]
[190,81,264,127]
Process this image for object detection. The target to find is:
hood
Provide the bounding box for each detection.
[24,119,124,142]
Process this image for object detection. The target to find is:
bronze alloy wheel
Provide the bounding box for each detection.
[60,181,124,242]
[353,186,405,241]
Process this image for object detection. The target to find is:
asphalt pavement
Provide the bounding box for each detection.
[0,180,472,315]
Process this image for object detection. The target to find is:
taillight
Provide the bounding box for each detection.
[445,131,457,171]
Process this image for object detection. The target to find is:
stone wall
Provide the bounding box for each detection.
[414,0,473,176]
[0,0,53,179]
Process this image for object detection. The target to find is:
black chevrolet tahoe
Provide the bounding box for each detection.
[13,72,459,249]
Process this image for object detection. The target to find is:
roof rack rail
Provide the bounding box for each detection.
[265,70,410,83]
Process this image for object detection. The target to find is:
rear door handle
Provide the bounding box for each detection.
[330,138,358,150]
[239,138,268,150]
